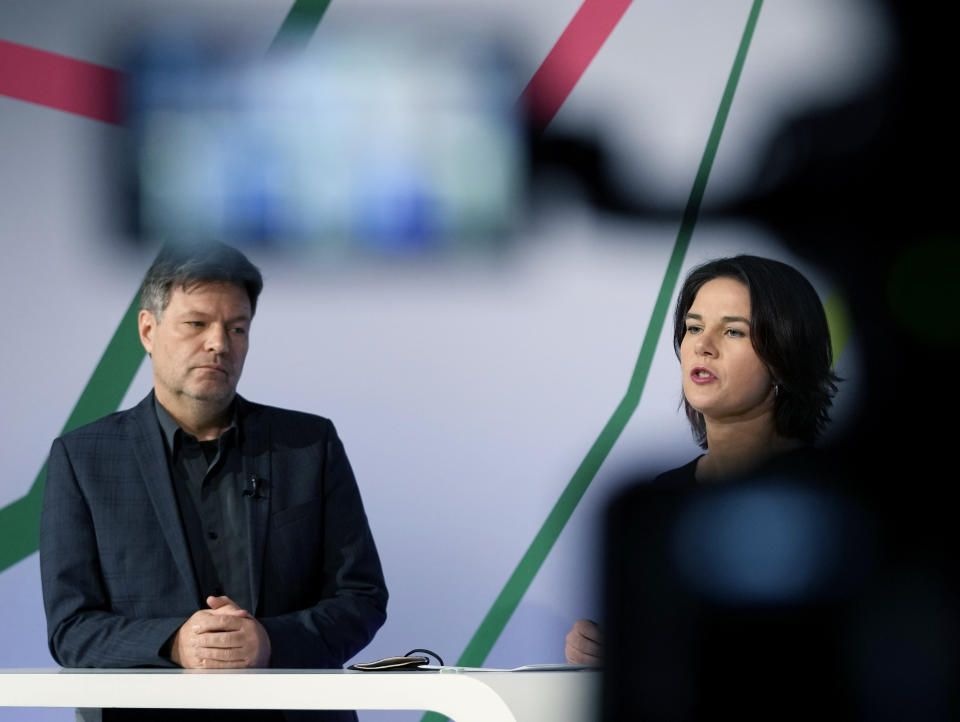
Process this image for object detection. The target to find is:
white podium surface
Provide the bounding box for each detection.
[0,669,600,722]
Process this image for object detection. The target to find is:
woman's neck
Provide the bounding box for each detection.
[697,415,803,481]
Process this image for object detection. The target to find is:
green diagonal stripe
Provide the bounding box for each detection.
[421,7,764,718]
[0,0,336,575]
[267,0,333,56]
[0,295,144,572]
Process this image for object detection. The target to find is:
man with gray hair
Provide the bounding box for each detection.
[39,241,388,721]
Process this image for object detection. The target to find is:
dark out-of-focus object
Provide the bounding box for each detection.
[119,24,526,256]
[600,1,960,718]
[601,451,959,722]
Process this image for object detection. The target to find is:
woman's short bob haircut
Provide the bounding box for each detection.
[673,254,839,449]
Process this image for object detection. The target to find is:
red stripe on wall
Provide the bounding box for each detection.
[518,0,633,134]
[0,39,124,125]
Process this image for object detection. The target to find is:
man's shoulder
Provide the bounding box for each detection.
[239,398,336,436]
[55,395,151,446]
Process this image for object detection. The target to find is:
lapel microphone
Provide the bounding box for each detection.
[243,474,263,499]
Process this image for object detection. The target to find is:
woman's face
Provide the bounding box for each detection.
[680,277,775,427]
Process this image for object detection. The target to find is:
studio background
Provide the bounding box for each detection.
[1,1,894,720]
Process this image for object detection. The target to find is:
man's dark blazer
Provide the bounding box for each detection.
[39,392,388,720]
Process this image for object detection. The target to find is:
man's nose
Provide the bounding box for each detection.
[205,324,229,353]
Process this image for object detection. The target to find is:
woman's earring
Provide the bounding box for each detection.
[774,382,782,397]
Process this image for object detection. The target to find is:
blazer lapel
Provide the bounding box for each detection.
[238,397,272,616]
[128,393,201,600]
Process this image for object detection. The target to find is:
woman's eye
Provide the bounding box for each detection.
[686,325,702,334]
[726,328,746,338]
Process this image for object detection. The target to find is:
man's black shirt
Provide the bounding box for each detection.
[155,398,251,612]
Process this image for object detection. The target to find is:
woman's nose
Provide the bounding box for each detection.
[695,333,717,357]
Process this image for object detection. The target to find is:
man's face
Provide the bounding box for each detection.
[139,281,251,411]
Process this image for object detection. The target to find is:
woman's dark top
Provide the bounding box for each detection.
[651,455,702,486]
[651,445,822,487]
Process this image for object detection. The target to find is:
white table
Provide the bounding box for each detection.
[0,668,600,722]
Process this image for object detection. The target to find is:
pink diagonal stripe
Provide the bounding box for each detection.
[518,0,633,134]
[0,39,124,125]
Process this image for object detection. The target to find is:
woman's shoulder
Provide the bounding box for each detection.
[651,455,702,486]
[647,445,827,488]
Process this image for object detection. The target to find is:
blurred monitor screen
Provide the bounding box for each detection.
[122,24,526,256]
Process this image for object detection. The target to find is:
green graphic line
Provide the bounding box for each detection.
[421,7,764,716]
[0,296,144,572]
[0,0,334,575]
[267,0,333,56]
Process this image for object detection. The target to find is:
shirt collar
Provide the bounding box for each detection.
[153,394,239,454]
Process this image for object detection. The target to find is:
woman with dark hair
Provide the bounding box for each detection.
[564,254,840,665]
[657,253,839,483]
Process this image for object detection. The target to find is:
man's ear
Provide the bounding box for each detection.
[138,309,157,356]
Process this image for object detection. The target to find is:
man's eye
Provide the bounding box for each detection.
[186,321,204,328]
[231,327,247,336]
